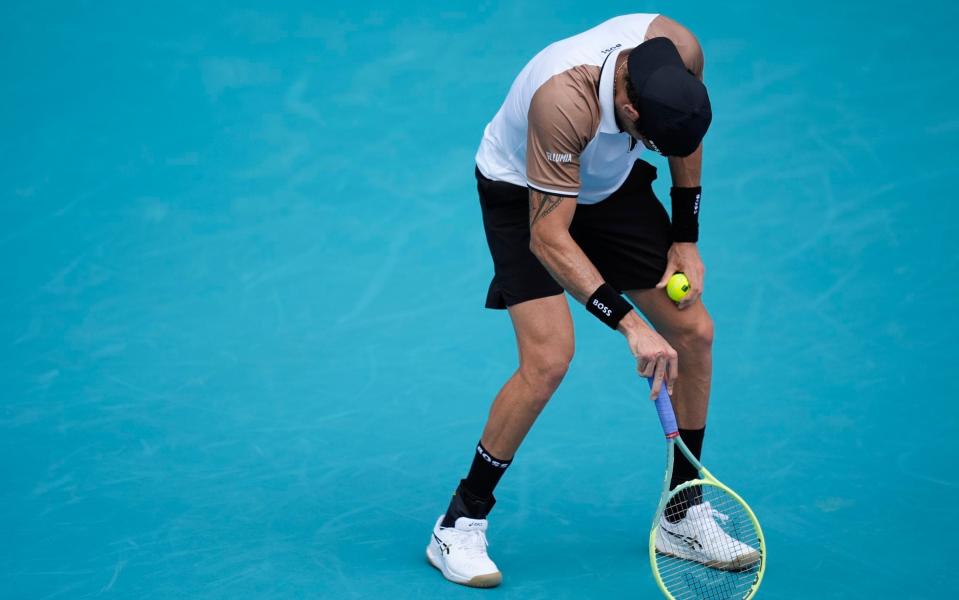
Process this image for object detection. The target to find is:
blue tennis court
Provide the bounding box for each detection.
[3,1,956,597]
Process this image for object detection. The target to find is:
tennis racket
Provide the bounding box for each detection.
[646,379,766,599]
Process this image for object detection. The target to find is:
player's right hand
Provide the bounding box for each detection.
[618,312,679,399]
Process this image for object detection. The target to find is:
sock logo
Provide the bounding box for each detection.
[476,444,510,469]
[591,298,612,317]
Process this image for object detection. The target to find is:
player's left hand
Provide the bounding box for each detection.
[656,242,704,309]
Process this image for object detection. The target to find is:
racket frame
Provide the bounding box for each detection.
[646,380,767,599]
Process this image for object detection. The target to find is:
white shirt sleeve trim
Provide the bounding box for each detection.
[526,182,579,198]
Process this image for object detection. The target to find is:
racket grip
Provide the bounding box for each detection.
[647,377,679,438]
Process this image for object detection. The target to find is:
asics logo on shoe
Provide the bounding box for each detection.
[664,528,703,551]
[432,533,450,554]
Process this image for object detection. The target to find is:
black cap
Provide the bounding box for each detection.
[626,37,712,157]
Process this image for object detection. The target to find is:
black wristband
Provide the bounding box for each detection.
[670,186,701,243]
[586,283,633,330]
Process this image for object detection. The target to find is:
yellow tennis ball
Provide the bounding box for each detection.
[666,273,690,303]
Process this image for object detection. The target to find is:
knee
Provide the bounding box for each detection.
[675,311,714,351]
[519,346,574,399]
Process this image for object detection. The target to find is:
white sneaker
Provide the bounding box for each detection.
[426,515,502,588]
[655,501,760,571]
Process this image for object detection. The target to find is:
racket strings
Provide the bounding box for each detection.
[654,484,762,600]
[664,484,703,522]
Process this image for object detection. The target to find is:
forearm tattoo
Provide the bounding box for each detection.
[529,192,566,227]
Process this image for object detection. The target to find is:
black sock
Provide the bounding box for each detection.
[463,441,511,498]
[441,480,497,528]
[441,442,510,527]
[665,427,705,523]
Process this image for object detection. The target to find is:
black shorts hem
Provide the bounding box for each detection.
[485,281,564,310]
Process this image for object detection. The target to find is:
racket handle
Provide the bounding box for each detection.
[647,377,679,438]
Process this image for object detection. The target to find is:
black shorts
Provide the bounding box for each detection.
[478,159,671,309]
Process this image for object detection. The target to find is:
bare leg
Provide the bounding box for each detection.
[625,289,714,429]
[430,295,573,586]
[479,293,575,460]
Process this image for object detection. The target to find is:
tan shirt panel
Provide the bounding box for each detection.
[526,65,602,196]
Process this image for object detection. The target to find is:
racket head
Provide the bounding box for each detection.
[648,477,766,600]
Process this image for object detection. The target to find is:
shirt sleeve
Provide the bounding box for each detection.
[526,78,594,197]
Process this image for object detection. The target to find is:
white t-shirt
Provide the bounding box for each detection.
[475,14,659,204]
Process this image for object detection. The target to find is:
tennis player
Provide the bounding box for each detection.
[426,14,756,587]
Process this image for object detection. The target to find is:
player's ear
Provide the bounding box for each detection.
[621,102,639,122]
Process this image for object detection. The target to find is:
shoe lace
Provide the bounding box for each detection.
[454,529,490,559]
[705,502,730,523]
[692,501,750,552]
[683,501,731,538]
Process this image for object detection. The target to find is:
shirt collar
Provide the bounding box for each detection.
[598,48,624,134]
